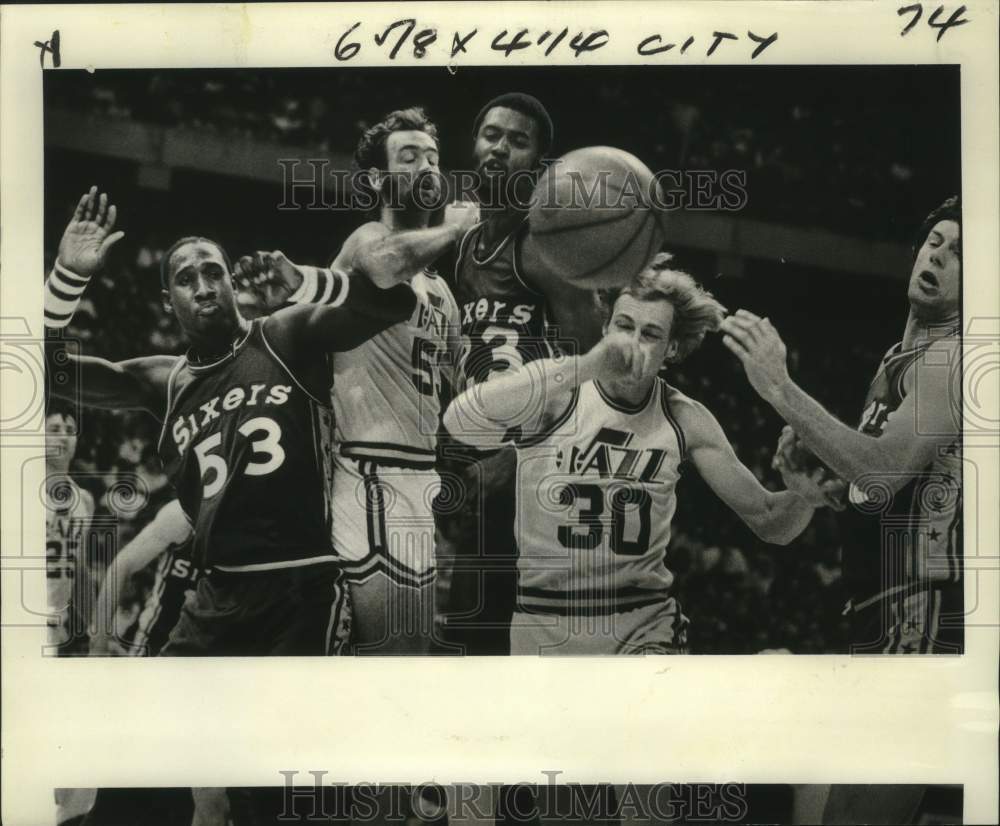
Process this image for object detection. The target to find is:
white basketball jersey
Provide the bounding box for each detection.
[45,477,92,643]
[514,378,686,615]
[332,270,459,469]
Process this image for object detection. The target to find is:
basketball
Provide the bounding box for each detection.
[528,146,665,288]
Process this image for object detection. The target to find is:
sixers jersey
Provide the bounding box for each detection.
[453,218,553,388]
[334,270,459,468]
[845,336,962,605]
[513,378,686,615]
[157,319,334,570]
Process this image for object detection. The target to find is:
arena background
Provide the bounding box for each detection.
[43,65,961,655]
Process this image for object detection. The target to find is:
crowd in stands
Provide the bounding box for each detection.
[46,66,958,242]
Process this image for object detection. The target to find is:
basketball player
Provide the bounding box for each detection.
[326,107,464,654]
[44,402,95,654]
[444,255,835,653]
[233,108,470,654]
[45,186,418,656]
[721,196,963,655]
[89,498,196,656]
[440,92,615,654]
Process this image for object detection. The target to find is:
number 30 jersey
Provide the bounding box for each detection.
[157,319,334,570]
[513,378,687,616]
[332,270,460,469]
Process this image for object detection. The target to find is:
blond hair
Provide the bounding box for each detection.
[597,253,726,363]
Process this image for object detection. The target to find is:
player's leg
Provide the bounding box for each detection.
[157,573,243,656]
[618,598,689,655]
[348,572,435,654]
[334,460,439,654]
[509,611,574,655]
[437,451,519,656]
[263,563,351,656]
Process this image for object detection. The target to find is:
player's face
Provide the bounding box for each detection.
[163,242,241,338]
[605,294,679,385]
[382,129,443,210]
[907,219,961,319]
[45,413,78,469]
[474,107,541,204]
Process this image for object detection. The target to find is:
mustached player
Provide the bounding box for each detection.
[326,109,464,654]
[445,256,834,653]
[45,186,418,656]
[44,403,95,654]
[237,108,472,654]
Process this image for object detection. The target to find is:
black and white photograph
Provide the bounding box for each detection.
[51,781,964,826]
[39,62,965,657]
[1,3,997,826]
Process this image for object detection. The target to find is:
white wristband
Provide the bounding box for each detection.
[288,266,349,308]
[44,260,91,329]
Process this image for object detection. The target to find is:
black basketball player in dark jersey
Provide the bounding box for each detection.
[45,186,418,657]
[436,93,614,655]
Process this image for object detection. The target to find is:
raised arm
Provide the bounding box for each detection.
[335,205,479,288]
[89,500,192,655]
[676,396,820,546]
[444,332,643,447]
[721,310,960,489]
[45,187,175,416]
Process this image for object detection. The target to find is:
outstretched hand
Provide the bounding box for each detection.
[58,186,125,278]
[719,309,792,403]
[584,332,647,385]
[443,200,481,235]
[772,425,846,510]
[233,250,304,318]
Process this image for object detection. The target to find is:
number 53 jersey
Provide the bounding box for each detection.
[513,377,687,616]
[158,319,335,571]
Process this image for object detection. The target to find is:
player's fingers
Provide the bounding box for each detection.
[96,192,108,224]
[98,231,125,257]
[104,204,118,233]
[722,334,751,362]
[232,256,255,285]
[720,318,757,349]
[734,309,763,324]
[72,190,91,222]
[777,428,797,454]
[84,186,98,222]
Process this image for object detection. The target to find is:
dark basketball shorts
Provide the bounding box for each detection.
[846,582,964,655]
[159,560,351,656]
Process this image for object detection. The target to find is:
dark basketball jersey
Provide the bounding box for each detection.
[452,218,554,388]
[129,539,200,656]
[157,319,334,570]
[841,334,962,653]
